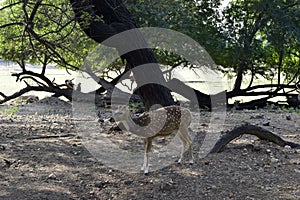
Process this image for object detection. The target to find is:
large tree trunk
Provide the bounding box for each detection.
[70,0,174,109]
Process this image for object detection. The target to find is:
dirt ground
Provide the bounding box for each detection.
[0,97,299,200]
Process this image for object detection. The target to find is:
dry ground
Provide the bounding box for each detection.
[0,97,299,199]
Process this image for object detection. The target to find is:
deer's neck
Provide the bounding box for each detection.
[122,112,150,131]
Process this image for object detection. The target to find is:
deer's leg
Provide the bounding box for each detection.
[141,138,152,174]
[177,132,187,164]
[141,139,147,171]
[187,133,193,164]
[188,138,193,165]
[179,127,193,165]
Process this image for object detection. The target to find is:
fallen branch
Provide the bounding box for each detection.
[210,124,300,153]
[0,85,73,104]
[26,133,74,140]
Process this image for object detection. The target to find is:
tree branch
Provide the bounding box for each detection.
[19,76,47,87]
[0,86,73,104]
[0,22,24,29]
[0,92,7,98]
[12,70,55,88]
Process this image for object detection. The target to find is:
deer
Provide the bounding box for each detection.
[113,105,193,174]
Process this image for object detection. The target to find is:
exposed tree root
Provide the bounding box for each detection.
[210,124,300,153]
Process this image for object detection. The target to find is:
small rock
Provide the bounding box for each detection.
[265,186,272,191]
[109,124,122,131]
[98,118,104,123]
[94,181,105,188]
[291,159,300,165]
[286,115,291,120]
[89,191,95,195]
[253,145,261,151]
[48,173,57,180]
[270,158,279,163]
[250,115,264,119]
[204,161,210,165]
[157,138,166,144]
[3,159,12,168]
[228,192,234,198]
[211,185,217,189]
[242,152,248,156]
[109,117,115,122]
[73,151,80,155]
[124,180,133,185]
[160,180,176,191]
[262,122,270,126]
[264,164,271,169]
[0,145,5,151]
[283,145,293,153]
[200,123,208,127]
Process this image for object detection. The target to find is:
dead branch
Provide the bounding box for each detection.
[26,134,74,140]
[210,124,300,153]
[0,86,72,104]
[12,70,55,88]
[19,76,47,87]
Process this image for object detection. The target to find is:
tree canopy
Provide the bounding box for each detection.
[0,0,299,108]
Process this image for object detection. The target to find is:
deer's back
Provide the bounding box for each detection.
[132,106,191,137]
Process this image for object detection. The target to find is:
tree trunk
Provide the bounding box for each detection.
[278,48,284,86]
[233,63,244,92]
[70,0,174,109]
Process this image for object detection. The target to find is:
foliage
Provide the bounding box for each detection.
[126,0,299,87]
[0,0,299,105]
[126,0,225,68]
[222,0,300,84]
[0,0,96,70]
[0,106,19,117]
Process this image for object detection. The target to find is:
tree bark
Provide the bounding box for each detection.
[233,63,244,92]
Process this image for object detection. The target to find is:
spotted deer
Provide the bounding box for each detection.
[114,105,193,174]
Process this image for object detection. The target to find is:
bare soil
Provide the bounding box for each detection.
[0,97,300,200]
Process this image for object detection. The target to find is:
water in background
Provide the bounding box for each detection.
[0,60,285,104]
